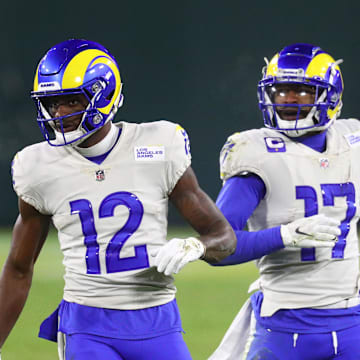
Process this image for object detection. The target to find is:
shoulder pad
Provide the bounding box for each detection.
[219,130,263,180]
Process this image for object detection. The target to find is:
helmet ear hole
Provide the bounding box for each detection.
[106,90,115,101]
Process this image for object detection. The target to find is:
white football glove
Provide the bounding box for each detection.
[153,237,206,276]
[281,214,341,248]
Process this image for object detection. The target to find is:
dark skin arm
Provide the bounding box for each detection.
[0,198,51,348]
[169,166,236,263]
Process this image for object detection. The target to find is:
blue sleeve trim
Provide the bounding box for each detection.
[213,226,284,266]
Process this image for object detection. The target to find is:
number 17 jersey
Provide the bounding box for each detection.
[220,119,360,316]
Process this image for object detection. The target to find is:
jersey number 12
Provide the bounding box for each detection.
[70,191,148,274]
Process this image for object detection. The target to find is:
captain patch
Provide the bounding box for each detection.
[264,137,286,152]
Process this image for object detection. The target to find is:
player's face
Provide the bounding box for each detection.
[41,94,88,132]
[269,83,316,121]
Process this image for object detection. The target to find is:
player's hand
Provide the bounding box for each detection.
[281,214,341,248]
[152,237,206,276]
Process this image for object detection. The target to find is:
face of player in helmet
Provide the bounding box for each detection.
[268,83,316,121]
[41,94,89,133]
[258,43,344,137]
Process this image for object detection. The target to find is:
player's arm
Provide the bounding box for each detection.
[0,198,51,348]
[153,166,237,275]
[214,174,340,266]
[214,174,283,265]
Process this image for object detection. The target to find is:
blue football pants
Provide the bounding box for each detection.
[63,331,192,360]
[245,318,360,360]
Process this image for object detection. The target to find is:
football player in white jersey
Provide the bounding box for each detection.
[209,43,360,360]
[0,39,236,360]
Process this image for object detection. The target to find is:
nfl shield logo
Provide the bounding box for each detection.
[319,158,329,169]
[95,170,105,181]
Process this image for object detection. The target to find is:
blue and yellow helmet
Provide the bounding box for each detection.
[31,39,123,146]
[257,43,344,137]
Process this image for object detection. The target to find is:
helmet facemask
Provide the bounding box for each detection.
[259,79,340,137]
[33,80,123,146]
[257,44,344,137]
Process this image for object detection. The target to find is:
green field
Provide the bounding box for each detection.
[0,227,258,360]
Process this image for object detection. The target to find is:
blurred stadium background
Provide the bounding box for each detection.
[1,1,360,358]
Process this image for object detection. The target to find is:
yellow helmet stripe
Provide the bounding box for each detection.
[62,49,107,88]
[33,63,41,91]
[266,54,279,77]
[305,53,339,79]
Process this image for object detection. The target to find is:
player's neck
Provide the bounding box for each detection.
[74,123,119,157]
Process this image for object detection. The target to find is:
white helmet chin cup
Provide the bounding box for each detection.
[54,129,86,145]
[272,90,332,137]
[275,106,317,137]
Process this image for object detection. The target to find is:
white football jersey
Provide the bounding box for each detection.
[220,119,360,316]
[12,120,191,310]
